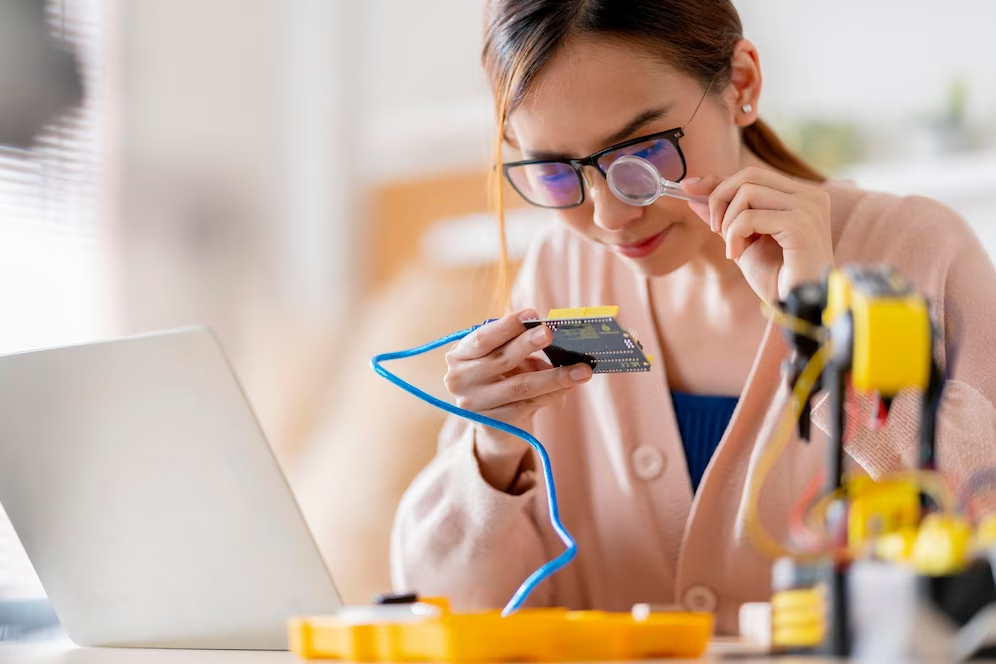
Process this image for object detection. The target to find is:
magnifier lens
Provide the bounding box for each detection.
[607,156,662,206]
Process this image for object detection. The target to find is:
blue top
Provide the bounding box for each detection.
[670,391,739,493]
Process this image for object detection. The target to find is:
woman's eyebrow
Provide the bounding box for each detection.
[600,107,669,146]
[520,107,671,161]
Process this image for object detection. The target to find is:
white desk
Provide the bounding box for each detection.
[0,642,297,664]
[0,640,803,664]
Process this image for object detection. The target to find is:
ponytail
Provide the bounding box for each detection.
[742,118,825,182]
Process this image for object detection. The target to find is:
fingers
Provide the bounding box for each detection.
[707,167,808,234]
[680,175,724,197]
[443,308,596,427]
[718,183,798,236]
[717,182,798,260]
[448,309,540,361]
[504,354,554,378]
[478,390,570,424]
[724,210,796,260]
[454,363,592,413]
[680,175,722,226]
[453,324,555,390]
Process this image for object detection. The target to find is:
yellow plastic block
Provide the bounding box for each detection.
[847,477,920,550]
[771,586,825,650]
[873,528,919,564]
[773,624,825,649]
[289,606,712,662]
[912,514,972,576]
[546,306,620,320]
[849,288,930,394]
[822,266,931,395]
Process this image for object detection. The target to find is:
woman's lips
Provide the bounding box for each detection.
[611,227,672,259]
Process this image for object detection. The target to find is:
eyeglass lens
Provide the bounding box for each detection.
[506,136,684,208]
[505,162,581,208]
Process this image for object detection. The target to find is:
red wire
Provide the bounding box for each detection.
[789,470,826,549]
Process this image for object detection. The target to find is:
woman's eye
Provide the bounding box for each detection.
[632,142,664,159]
[539,171,571,185]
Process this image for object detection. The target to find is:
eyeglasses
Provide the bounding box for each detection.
[502,79,713,209]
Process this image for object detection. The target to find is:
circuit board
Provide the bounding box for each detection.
[522,307,653,374]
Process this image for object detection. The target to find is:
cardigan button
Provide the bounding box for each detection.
[683,585,719,612]
[631,446,665,480]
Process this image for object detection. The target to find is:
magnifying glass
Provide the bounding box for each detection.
[607,155,708,207]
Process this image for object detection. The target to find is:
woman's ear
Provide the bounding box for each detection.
[728,39,762,127]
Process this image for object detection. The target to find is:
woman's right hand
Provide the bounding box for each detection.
[444,309,593,480]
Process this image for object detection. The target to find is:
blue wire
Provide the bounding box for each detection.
[370,321,577,616]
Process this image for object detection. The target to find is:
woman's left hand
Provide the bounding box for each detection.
[682,167,834,305]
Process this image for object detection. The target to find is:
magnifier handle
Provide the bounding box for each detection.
[659,180,709,204]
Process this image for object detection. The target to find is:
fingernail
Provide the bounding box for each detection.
[709,212,716,232]
[684,176,702,184]
[530,326,548,345]
[518,309,539,322]
[569,365,591,381]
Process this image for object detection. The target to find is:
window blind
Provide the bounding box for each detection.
[0,0,108,599]
[0,0,109,354]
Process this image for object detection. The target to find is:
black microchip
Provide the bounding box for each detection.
[523,317,653,373]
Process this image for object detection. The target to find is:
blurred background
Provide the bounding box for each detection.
[2,0,996,607]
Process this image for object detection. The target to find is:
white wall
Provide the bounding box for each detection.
[356,0,493,182]
[122,0,285,165]
[738,0,996,121]
[121,0,362,322]
[120,0,996,190]
[359,1,490,111]
[358,0,996,179]
[119,0,365,459]
[117,0,996,322]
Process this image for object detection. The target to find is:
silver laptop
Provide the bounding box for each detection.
[0,327,342,649]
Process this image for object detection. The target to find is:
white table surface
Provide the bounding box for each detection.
[0,642,295,664]
[0,640,809,664]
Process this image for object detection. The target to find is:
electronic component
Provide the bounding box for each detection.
[766,265,973,660]
[523,306,653,374]
[368,306,652,621]
[289,598,712,662]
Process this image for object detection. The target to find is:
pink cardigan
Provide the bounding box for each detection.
[391,180,996,634]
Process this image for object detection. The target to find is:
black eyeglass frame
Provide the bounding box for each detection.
[501,71,718,210]
[501,127,687,210]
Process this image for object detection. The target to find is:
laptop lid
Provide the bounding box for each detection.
[0,327,341,649]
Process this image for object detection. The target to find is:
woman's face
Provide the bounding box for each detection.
[506,37,745,276]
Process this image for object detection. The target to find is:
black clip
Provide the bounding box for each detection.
[780,281,827,442]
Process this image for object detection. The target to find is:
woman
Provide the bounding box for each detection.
[392,0,996,633]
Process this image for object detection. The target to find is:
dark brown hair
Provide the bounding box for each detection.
[482,0,824,302]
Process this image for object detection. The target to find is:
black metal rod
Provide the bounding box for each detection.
[826,363,847,495]
[919,359,942,471]
[829,568,850,657]
[825,361,850,657]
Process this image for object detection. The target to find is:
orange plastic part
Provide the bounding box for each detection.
[289,603,712,662]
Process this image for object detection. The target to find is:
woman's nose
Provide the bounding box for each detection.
[586,167,643,232]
